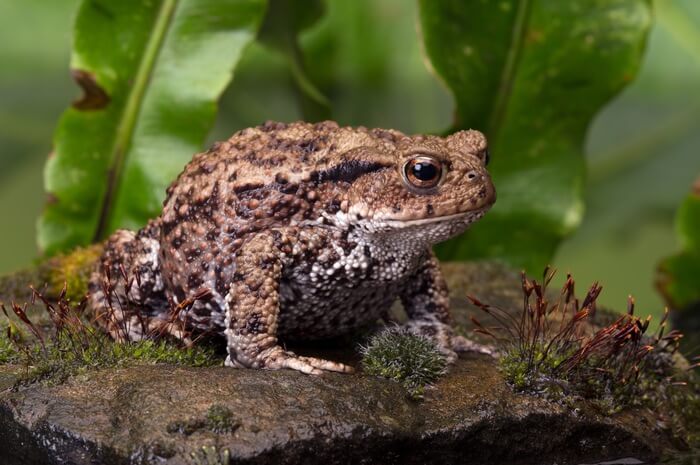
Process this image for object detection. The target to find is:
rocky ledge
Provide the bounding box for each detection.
[0,263,687,465]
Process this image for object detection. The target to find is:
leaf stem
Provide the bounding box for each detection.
[94,0,178,241]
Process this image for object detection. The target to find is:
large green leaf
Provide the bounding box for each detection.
[420,0,652,271]
[657,178,700,311]
[39,0,267,255]
[257,0,330,121]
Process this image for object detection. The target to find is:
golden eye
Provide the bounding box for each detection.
[402,156,444,190]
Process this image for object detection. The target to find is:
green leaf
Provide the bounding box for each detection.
[39,0,267,255]
[657,179,700,311]
[257,0,330,121]
[420,0,652,271]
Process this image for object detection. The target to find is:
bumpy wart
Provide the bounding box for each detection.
[88,121,496,375]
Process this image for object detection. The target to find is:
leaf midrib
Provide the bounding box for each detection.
[486,0,533,140]
[93,0,179,241]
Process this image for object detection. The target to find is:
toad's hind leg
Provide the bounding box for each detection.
[224,231,353,375]
[88,221,185,343]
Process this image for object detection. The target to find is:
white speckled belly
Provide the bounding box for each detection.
[277,277,402,340]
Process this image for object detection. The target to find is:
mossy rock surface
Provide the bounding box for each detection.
[0,262,687,465]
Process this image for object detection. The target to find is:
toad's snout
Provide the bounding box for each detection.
[462,167,496,211]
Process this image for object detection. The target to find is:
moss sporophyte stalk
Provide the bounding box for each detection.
[1,279,220,385]
[469,268,698,411]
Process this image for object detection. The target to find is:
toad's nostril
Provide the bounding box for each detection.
[466,171,478,181]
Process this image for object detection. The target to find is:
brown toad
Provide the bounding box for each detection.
[88,121,496,374]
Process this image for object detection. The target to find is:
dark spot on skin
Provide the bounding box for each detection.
[71,69,110,110]
[207,142,223,153]
[426,203,434,216]
[280,182,298,194]
[185,248,203,263]
[170,235,183,249]
[246,280,262,292]
[298,139,318,154]
[234,182,264,194]
[200,162,215,174]
[259,121,288,132]
[173,285,186,304]
[228,172,237,182]
[188,273,202,289]
[215,277,228,295]
[244,312,265,334]
[326,199,342,214]
[275,172,288,184]
[162,220,178,237]
[371,128,399,143]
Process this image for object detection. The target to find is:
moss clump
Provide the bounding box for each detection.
[205,404,238,433]
[498,344,575,392]
[46,244,103,303]
[0,323,19,364]
[1,269,223,385]
[16,331,219,385]
[361,327,447,399]
[167,405,238,437]
[470,265,699,452]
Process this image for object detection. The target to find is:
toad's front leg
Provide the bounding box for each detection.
[400,251,494,362]
[224,231,353,375]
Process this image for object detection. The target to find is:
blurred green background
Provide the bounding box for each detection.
[0,0,699,321]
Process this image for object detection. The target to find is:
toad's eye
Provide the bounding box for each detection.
[402,156,444,190]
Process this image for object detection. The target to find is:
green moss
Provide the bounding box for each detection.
[361,327,447,399]
[167,405,238,437]
[499,344,576,393]
[205,404,238,433]
[46,244,103,302]
[0,321,21,364]
[0,333,19,364]
[14,330,220,385]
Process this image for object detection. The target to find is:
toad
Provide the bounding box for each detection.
[89,121,496,374]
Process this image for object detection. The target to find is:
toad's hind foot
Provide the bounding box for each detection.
[451,334,496,357]
[88,221,174,342]
[226,346,354,375]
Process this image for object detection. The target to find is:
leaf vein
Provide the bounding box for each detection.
[487,0,533,140]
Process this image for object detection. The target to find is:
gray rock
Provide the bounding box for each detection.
[0,262,677,465]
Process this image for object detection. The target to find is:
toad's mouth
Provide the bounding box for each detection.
[382,208,488,228]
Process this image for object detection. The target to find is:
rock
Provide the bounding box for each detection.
[0,262,680,465]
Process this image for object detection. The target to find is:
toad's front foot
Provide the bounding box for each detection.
[451,334,497,357]
[226,346,354,375]
[406,319,496,362]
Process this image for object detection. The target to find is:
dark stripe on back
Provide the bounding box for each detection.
[314,160,391,184]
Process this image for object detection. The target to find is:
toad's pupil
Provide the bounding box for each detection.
[413,162,438,181]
